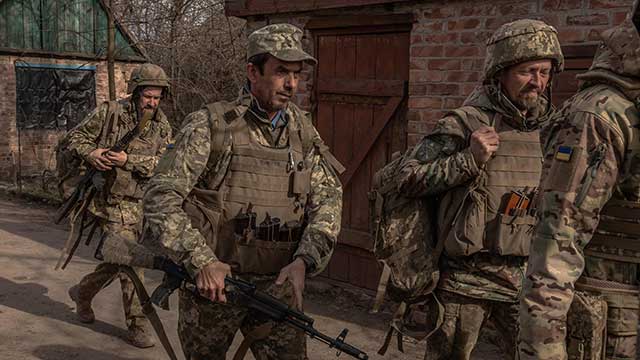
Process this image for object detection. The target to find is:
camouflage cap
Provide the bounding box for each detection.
[247,23,317,65]
[127,63,170,94]
[483,19,564,81]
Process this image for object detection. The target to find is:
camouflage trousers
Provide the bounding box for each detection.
[73,221,147,328]
[425,290,519,360]
[581,254,640,360]
[178,278,306,360]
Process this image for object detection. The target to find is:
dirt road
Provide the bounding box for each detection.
[0,195,500,360]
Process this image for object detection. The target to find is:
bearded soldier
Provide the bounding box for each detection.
[142,24,343,359]
[519,2,640,359]
[66,63,172,348]
[397,20,563,360]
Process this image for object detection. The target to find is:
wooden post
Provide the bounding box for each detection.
[107,0,116,101]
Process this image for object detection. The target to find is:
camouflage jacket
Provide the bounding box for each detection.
[66,99,172,224]
[398,84,552,303]
[143,91,343,277]
[518,72,640,359]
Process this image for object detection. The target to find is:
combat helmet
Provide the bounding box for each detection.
[483,19,564,82]
[588,0,640,78]
[127,63,170,94]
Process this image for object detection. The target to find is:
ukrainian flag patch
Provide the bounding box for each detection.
[555,146,573,162]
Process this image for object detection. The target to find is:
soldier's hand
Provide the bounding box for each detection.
[196,260,231,302]
[469,126,499,165]
[275,257,306,310]
[87,148,113,171]
[105,151,128,167]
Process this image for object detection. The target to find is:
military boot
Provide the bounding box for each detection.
[126,322,155,348]
[68,284,95,323]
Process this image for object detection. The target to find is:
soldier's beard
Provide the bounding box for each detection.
[513,90,540,112]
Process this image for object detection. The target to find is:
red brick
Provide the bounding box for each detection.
[421,110,446,123]
[411,34,423,44]
[486,17,511,30]
[613,11,627,25]
[460,31,493,44]
[410,59,429,70]
[540,14,562,28]
[542,0,583,10]
[423,7,457,19]
[445,97,466,109]
[445,45,481,57]
[447,18,481,31]
[410,70,445,82]
[409,83,427,95]
[566,13,610,26]
[587,28,608,41]
[590,0,632,9]
[408,133,427,147]
[408,96,443,109]
[428,59,461,71]
[415,21,444,33]
[424,33,459,44]
[446,71,481,83]
[411,45,444,57]
[460,5,497,16]
[498,3,534,15]
[557,28,586,42]
[426,83,460,95]
[461,83,478,95]
[408,121,432,134]
[407,109,423,122]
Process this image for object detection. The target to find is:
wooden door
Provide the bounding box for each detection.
[310,17,411,289]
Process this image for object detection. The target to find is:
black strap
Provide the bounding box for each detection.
[119,266,178,360]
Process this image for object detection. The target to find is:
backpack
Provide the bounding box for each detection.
[369,147,445,354]
[55,101,120,200]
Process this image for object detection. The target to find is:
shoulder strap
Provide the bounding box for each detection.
[97,100,119,147]
[447,105,491,133]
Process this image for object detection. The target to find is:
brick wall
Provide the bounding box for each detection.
[0,56,139,182]
[240,0,634,146]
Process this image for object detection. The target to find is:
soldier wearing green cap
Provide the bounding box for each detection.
[142,23,344,359]
[65,63,172,348]
[396,19,563,360]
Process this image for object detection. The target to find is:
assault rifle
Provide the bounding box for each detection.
[150,257,369,360]
[54,110,153,270]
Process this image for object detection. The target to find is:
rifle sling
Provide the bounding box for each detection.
[232,323,273,360]
[119,265,178,360]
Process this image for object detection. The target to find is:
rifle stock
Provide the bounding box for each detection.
[150,257,369,360]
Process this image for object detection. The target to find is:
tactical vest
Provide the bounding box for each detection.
[440,106,543,257]
[183,102,313,275]
[104,100,166,201]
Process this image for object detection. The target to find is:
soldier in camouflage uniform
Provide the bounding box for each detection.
[397,20,564,360]
[142,24,343,360]
[519,2,640,359]
[66,63,172,348]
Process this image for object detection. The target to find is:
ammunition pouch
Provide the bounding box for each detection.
[567,289,608,360]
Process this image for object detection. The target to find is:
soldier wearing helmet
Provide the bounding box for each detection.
[519,2,640,359]
[142,24,343,359]
[396,19,563,359]
[65,63,172,348]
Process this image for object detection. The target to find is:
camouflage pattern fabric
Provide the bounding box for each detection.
[73,221,148,329]
[178,278,305,360]
[143,88,342,276]
[143,87,342,357]
[425,290,519,360]
[247,23,316,64]
[518,19,640,359]
[483,19,564,80]
[65,99,172,224]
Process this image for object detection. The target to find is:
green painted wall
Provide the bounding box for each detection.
[0,0,141,58]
